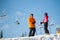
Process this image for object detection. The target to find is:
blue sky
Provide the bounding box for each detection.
[0,0,60,38]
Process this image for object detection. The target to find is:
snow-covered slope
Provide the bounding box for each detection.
[0,34,60,40]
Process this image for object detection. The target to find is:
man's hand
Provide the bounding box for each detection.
[32,22,35,24]
[40,22,43,24]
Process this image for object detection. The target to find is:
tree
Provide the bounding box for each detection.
[0,30,3,39]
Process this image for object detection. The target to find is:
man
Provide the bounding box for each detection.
[28,14,36,36]
[40,12,49,34]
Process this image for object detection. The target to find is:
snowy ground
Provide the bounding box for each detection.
[0,34,60,40]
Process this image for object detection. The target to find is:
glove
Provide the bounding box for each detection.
[32,22,35,24]
[40,22,43,24]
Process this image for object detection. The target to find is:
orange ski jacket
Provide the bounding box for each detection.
[28,17,36,28]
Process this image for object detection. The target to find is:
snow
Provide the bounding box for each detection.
[0,34,60,40]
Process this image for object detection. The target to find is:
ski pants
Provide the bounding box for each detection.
[29,28,36,36]
[44,22,49,34]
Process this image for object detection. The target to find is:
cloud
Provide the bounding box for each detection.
[15,11,24,21]
[16,11,28,17]
[0,8,9,21]
[16,11,23,16]
[0,17,2,19]
[1,24,9,30]
[2,8,7,14]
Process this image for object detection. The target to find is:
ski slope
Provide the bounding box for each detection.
[0,34,60,40]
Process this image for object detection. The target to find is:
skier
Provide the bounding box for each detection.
[40,12,49,34]
[28,14,36,36]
